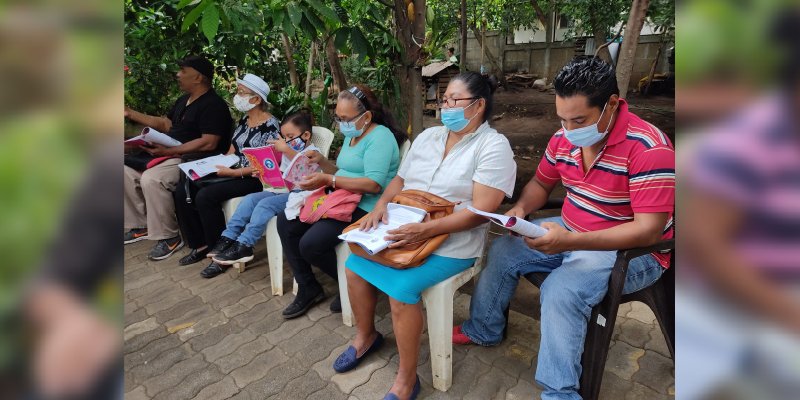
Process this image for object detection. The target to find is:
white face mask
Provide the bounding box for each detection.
[233,94,257,112]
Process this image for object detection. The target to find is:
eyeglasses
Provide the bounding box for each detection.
[437,96,479,108]
[333,111,367,124]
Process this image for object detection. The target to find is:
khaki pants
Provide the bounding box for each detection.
[124,158,181,240]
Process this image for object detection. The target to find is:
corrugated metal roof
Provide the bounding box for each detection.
[422,61,456,77]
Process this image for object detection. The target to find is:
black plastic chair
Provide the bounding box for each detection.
[509,198,675,400]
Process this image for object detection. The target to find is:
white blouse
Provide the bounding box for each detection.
[398,121,517,259]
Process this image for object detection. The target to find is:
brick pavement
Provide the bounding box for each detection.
[124,240,674,399]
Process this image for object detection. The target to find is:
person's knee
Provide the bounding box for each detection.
[485,235,525,274]
[540,278,589,315]
[194,189,215,209]
[298,232,328,259]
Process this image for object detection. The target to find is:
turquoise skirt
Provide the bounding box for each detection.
[346,253,476,304]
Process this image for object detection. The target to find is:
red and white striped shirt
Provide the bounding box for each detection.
[535,99,675,268]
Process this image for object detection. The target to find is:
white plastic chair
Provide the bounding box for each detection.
[270,137,411,296]
[222,126,335,276]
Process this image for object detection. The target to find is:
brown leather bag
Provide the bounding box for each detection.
[342,189,456,269]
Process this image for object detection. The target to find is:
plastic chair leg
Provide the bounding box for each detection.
[335,244,354,326]
[266,216,284,296]
[423,282,456,392]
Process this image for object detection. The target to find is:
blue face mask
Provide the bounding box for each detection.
[338,112,367,138]
[286,136,306,151]
[561,101,611,147]
[440,99,478,132]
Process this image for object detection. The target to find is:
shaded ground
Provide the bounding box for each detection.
[124,239,675,400]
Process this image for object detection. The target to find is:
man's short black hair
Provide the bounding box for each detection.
[448,47,455,53]
[554,57,619,109]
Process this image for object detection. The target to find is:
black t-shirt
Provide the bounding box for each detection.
[167,89,233,153]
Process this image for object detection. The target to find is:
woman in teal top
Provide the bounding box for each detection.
[276,85,405,319]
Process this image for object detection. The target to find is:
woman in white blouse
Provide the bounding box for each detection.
[333,72,517,400]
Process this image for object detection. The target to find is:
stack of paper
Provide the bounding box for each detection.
[125,127,182,147]
[178,154,240,181]
[339,203,428,255]
[467,206,549,238]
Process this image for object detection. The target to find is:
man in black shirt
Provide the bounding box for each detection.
[124,55,232,261]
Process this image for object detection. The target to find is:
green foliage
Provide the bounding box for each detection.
[557,0,629,40]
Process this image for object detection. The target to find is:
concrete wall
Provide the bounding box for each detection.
[461,31,672,89]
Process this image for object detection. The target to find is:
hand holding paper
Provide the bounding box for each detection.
[467,206,549,238]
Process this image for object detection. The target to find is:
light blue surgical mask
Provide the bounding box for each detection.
[561,101,611,147]
[440,99,478,132]
[338,112,367,138]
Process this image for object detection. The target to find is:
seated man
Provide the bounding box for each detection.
[124,55,232,261]
[454,57,675,399]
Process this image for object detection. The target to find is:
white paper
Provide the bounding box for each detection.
[178,154,240,181]
[467,206,549,238]
[125,127,182,147]
[339,203,427,255]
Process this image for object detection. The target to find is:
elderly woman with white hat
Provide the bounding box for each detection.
[172,73,282,274]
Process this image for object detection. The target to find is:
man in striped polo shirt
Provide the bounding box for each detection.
[454,57,675,399]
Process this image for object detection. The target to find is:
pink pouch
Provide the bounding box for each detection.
[299,187,363,223]
[146,156,177,169]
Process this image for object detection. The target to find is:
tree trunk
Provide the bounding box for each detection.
[281,32,300,88]
[616,0,649,98]
[460,0,467,71]
[304,41,317,105]
[469,25,502,75]
[529,0,552,80]
[325,36,347,93]
[593,27,611,62]
[392,0,426,137]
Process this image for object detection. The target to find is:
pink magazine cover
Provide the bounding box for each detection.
[242,146,286,189]
[282,149,322,189]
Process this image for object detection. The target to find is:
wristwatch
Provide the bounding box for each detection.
[331,174,336,189]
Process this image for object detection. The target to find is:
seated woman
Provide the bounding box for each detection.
[277,85,406,319]
[200,110,321,278]
[334,72,516,400]
[173,74,280,274]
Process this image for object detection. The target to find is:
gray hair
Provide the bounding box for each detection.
[337,90,367,114]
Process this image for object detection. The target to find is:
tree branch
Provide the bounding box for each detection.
[376,0,392,8]
[594,21,625,59]
[529,0,548,27]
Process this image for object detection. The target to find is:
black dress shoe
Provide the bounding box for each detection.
[282,284,324,319]
[200,261,228,279]
[179,247,209,266]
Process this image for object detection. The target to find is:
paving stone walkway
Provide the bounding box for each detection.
[124,239,675,399]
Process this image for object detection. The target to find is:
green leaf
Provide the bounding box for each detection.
[362,18,389,35]
[349,28,372,60]
[305,0,341,24]
[201,4,220,44]
[332,1,349,25]
[426,6,434,25]
[299,14,318,39]
[282,14,296,36]
[271,10,284,30]
[176,0,198,10]
[181,0,210,32]
[304,10,326,36]
[287,3,302,26]
[333,27,349,51]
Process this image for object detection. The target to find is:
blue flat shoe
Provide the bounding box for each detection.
[333,332,384,373]
[383,375,421,400]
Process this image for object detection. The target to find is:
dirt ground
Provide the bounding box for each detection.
[423,87,675,202]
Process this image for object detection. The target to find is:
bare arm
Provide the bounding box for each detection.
[298,172,382,193]
[508,177,556,217]
[385,182,506,248]
[526,212,669,254]
[142,133,221,157]
[125,107,172,133]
